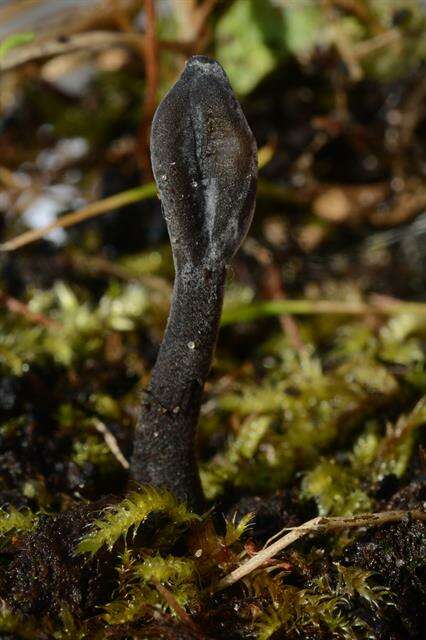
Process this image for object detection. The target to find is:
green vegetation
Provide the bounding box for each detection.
[76,487,199,555]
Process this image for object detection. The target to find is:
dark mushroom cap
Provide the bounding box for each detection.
[150,55,258,272]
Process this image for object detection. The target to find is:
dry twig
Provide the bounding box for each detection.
[92,418,129,470]
[244,239,305,352]
[0,183,156,252]
[153,579,200,632]
[215,509,426,591]
[353,28,401,58]
[0,292,60,328]
[0,31,142,72]
[0,29,189,73]
[171,0,219,45]
[110,0,158,174]
[139,0,159,176]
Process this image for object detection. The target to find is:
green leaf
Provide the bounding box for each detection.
[216,0,286,94]
[283,4,324,57]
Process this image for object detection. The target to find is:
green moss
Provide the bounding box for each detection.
[76,487,199,555]
[301,460,372,516]
[0,280,150,372]
[256,564,391,640]
[72,436,114,470]
[372,397,426,480]
[0,506,36,537]
[0,604,38,639]
[201,337,403,497]
[201,416,272,499]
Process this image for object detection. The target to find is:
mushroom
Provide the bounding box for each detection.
[130,56,257,511]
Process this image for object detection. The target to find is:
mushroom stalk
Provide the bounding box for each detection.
[130,56,257,511]
[131,265,226,509]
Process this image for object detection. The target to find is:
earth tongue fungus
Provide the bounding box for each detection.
[130,56,258,511]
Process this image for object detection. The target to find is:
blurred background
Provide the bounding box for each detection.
[1,0,425,285]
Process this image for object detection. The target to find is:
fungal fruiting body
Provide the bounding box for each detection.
[130,56,257,511]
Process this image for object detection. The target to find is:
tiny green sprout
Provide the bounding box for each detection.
[130,56,258,510]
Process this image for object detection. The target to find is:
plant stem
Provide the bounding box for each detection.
[221,298,426,325]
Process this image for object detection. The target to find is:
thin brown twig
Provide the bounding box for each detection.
[260,260,305,353]
[215,509,426,591]
[0,292,60,328]
[332,0,383,34]
[0,177,300,254]
[193,0,220,44]
[171,0,218,45]
[0,30,190,73]
[0,183,157,252]
[109,0,157,175]
[139,0,159,177]
[92,418,129,469]
[243,238,303,349]
[0,31,143,72]
[152,579,200,631]
[0,166,28,190]
[370,187,426,227]
[195,0,219,31]
[353,28,401,58]
[242,235,304,351]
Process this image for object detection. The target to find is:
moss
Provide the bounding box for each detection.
[72,436,115,470]
[371,397,426,480]
[76,487,199,555]
[256,564,391,640]
[201,332,406,498]
[0,280,149,372]
[104,556,199,625]
[301,460,372,516]
[0,603,34,638]
[0,506,36,537]
[0,277,424,636]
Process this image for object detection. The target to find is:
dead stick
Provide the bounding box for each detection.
[92,418,129,470]
[0,30,190,73]
[0,292,59,328]
[139,0,159,176]
[215,509,426,591]
[153,579,200,632]
[0,183,156,252]
[143,0,159,125]
[0,31,143,71]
